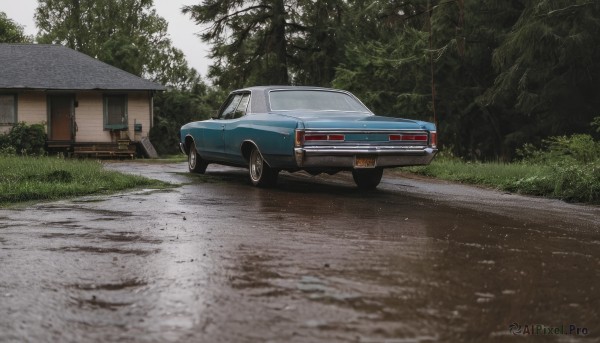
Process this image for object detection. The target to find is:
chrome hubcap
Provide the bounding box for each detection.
[250,149,263,181]
[189,149,196,168]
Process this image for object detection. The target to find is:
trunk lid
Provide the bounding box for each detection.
[275,111,431,131]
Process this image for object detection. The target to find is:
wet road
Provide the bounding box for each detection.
[1,162,599,342]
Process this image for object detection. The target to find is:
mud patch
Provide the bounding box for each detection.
[35,205,136,218]
[91,217,120,221]
[72,198,107,204]
[181,169,255,185]
[125,188,178,196]
[40,232,94,240]
[47,246,159,256]
[99,233,162,244]
[41,221,89,230]
[74,296,132,311]
[69,278,147,291]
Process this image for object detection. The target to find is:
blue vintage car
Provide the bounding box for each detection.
[179,86,437,189]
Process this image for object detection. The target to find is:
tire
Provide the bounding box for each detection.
[352,168,383,189]
[249,147,278,187]
[188,144,208,174]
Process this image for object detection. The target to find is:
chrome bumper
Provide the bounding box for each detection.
[294,146,437,168]
[179,142,187,155]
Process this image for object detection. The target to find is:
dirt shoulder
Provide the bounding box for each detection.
[382,169,599,231]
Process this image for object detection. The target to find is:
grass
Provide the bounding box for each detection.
[0,156,169,206]
[404,156,600,204]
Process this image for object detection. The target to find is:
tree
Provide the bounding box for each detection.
[183,0,291,88]
[0,12,32,43]
[333,1,434,118]
[482,0,600,156]
[334,0,527,160]
[428,0,525,159]
[183,0,346,88]
[150,84,226,155]
[186,0,600,160]
[35,0,198,88]
[288,0,346,86]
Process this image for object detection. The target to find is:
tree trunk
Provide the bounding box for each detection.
[271,0,289,85]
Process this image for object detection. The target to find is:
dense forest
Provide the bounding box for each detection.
[2,0,599,159]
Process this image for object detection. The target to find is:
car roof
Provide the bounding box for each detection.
[235,85,343,92]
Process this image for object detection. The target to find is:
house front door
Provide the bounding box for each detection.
[49,95,74,141]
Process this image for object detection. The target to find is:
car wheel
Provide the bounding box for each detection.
[188,144,208,174]
[249,147,278,187]
[352,168,383,189]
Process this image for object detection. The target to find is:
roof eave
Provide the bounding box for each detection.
[0,87,166,92]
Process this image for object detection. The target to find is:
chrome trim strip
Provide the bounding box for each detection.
[294,146,437,168]
[301,129,428,134]
[297,147,436,156]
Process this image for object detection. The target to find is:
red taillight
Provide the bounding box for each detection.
[304,134,346,142]
[430,131,437,148]
[389,134,428,141]
[328,134,345,141]
[304,134,328,141]
[295,130,305,147]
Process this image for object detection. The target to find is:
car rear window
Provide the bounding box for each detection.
[269,90,370,113]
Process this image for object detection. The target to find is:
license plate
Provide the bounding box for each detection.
[354,156,377,168]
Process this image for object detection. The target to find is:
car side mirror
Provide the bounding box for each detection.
[211,110,220,120]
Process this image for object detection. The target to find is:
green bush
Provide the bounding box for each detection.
[0,122,47,155]
[407,133,600,203]
[149,117,181,156]
[506,134,600,202]
[516,134,600,164]
[0,133,14,156]
[0,145,17,156]
[552,162,600,203]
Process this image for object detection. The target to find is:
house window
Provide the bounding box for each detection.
[104,95,128,130]
[0,94,17,125]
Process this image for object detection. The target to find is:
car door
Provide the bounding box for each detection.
[222,92,251,164]
[200,93,243,161]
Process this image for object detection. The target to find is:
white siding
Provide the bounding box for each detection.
[127,92,151,142]
[74,92,107,142]
[0,91,47,134]
[75,91,151,143]
[18,91,47,124]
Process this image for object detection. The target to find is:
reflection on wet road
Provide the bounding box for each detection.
[0,162,598,342]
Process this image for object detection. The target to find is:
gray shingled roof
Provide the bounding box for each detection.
[0,44,165,91]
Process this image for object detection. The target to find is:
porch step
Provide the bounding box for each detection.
[73,142,136,159]
[46,141,73,149]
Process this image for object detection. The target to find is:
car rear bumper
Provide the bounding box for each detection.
[294,146,438,168]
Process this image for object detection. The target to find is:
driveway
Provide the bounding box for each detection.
[1,162,598,342]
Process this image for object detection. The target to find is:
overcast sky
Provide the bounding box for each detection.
[0,0,212,77]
